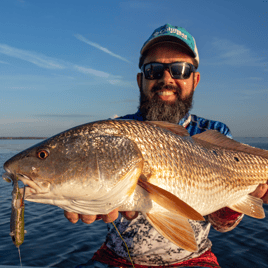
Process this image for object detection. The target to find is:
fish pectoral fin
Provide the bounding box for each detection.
[138,177,204,221]
[229,194,265,219]
[145,211,198,252]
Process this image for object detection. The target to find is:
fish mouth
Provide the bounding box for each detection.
[2,172,13,183]
[17,174,42,194]
[2,171,43,195]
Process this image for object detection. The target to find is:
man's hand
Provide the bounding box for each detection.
[64,209,138,224]
[250,182,268,204]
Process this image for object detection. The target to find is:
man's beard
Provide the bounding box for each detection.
[138,84,194,124]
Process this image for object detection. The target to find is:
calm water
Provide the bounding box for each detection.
[0,138,268,268]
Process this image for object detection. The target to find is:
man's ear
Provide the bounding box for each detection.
[193,72,200,90]
[137,73,142,90]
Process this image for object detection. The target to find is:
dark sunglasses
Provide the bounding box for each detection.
[141,62,196,80]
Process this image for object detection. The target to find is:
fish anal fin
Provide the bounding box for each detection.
[145,212,198,252]
[144,121,189,136]
[192,130,268,159]
[138,176,204,221]
[229,195,265,219]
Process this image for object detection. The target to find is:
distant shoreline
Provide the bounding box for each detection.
[0,137,267,140]
[0,137,47,140]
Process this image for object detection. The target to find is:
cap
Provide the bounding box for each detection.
[139,23,199,68]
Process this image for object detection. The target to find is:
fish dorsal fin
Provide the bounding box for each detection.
[229,195,265,219]
[192,130,268,159]
[144,211,198,252]
[138,176,204,221]
[144,121,190,137]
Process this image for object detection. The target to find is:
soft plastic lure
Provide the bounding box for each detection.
[9,174,26,248]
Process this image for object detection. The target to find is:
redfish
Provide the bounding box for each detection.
[3,120,268,251]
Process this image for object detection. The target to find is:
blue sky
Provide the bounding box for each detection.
[0,0,267,137]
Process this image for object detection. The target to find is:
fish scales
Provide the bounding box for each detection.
[3,119,268,251]
[91,120,267,215]
[4,119,267,214]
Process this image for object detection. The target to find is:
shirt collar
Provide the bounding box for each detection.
[179,113,191,127]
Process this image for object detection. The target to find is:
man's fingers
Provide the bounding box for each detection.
[80,214,97,224]
[262,191,268,204]
[261,183,268,204]
[64,209,120,224]
[64,211,97,224]
[64,211,79,224]
[101,209,119,223]
[250,183,268,203]
[121,211,139,221]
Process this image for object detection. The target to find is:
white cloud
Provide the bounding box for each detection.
[4,86,37,90]
[0,43,134,88]
[241,88,268,96]
[109,99,137,103]
[74,34,131,63]
[35,114,94,118]
[0,60,10,65]
[0,117,39,124]
[107,79,136,87]
[74,65,133,87]
[0,44,66,69]
[206,38,268,67]
[74,65,112,78]
[248,77,263,80]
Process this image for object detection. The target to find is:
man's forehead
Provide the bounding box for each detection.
[144,43,194,64]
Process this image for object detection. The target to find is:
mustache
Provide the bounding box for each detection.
[151,84,180,94]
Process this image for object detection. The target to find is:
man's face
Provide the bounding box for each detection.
[137,43,200,123]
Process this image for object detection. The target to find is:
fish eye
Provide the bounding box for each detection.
[37,149,50,160]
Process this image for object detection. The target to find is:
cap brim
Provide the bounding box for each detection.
[141,35,196,58]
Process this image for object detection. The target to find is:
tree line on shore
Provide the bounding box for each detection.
[0,137,47,140]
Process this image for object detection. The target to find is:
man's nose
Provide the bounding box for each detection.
[158,68,174,84]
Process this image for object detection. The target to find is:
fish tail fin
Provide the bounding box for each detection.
[144,211,198,252]
[229,195,265,219]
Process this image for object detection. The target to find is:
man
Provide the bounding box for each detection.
[65,24,268,268]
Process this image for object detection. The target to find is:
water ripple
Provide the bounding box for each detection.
[1,138,268,267]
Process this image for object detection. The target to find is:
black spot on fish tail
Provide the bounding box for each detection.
[234,157,239,162]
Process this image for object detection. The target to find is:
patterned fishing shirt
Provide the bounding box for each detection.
[97,111,242,266]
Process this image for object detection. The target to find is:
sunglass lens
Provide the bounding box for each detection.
[171,63,191,79]
[144,63,164,79]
